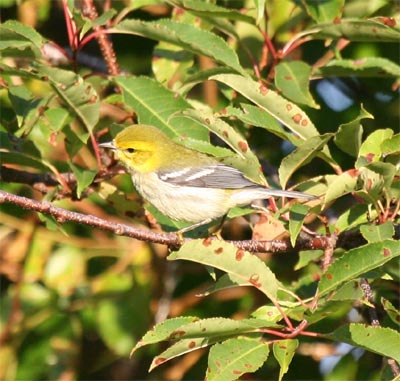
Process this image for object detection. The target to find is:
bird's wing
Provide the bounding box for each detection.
[157,164,257,189]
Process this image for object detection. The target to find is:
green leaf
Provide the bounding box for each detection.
[360,222,395,243]
[334,105,373,157]
[324,171,358,204]
[112,19,247,76]
[327,324,400,363]
[68,162,97,199]
[295,250,323,270]
[289,203,310,247]
[319,240,400,297]
[169,0,255,24]
[149,337,214,371]
[279,134,333,189]
[7,85,45,135]
[43,246,86,296]
[275,61,319,108]
[381,298,400,327]
[311,17,400,43]
[315,57,400,78]
[334,204,372,233]
[96,296,138,356]
[0,20,44,57]
[356,128,394,168]
[224,104,299,145]
[114,76,209,141]
[177,108,264,183]
[381,133,400,155]
[38,66,100,136]
[254,0,266,24]
[300,0,345,22]
[153,41,194,84]
[168,239,279,302]
[206,338,269,381]
[210,74,318,139]
[133,316,199,354]
[273,339,299,381]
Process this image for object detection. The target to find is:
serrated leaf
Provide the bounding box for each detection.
[356,128,394,168]
[112,19,247,76]
[315,57,400,78]
[38,66,100,136]
[319,240,400,297]
[334,105,373,157]
[273,339,299,381]
[360,222,395,243]
[114,76,209,141]
[225,104,299,145]
[132,316,199,354]
[149,337,212,371]
[168,239,279,301]
[0,20,44,57]
[275,61,319,108]
[206,338,269,381]
[311,17,400,43]
[289,203,310,247]
[279,134,333,189]
[326,324,400,362]
[169,0,255,24]
[210,74,318,139]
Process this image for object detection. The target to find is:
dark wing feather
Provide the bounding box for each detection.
[157,164,257,189]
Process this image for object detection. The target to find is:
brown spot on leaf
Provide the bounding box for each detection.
[154,357,166,365]
[284,76,293,81]
[292,113,302,124]
[380,17,396,27]
[235,249,245,261]
[203,237,212,247]
[244,363,252,368]
[220,108,227,115]
[383,248,391,257]
[365,153,375,163]
[333,16,341,24]
[286,104,293,111]
[313,274,320,281]
[188,341,196,348]
[205,118,210,124]
[301,119,308,126]
[233,370,242,375]
[214,247,224,255]
[238,140,248,153]
[347,169,359,177]
[223,130,229,138]
[326,273,333,280]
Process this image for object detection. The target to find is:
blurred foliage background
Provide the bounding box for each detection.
[0,0,399,380]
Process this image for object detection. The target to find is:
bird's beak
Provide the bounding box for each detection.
[99,141,116,150]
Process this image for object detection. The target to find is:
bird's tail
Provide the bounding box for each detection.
[262,188,318,200]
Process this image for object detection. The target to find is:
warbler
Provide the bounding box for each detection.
[99,125,316,231]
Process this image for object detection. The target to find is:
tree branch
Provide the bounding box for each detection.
[0,190,332,253]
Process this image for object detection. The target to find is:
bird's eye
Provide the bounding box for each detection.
[126,148,135,154]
